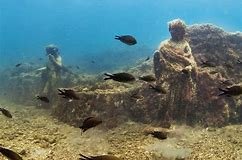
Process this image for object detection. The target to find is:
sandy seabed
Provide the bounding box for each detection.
[0,99,241,160]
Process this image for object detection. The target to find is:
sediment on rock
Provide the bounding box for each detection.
[0,24,241,127]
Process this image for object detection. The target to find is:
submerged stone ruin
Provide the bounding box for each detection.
[0,24,241,127]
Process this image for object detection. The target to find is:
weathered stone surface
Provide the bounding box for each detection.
[0,24,241,127]
[0,65,96,105]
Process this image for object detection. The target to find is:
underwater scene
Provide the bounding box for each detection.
[0,0,242,159]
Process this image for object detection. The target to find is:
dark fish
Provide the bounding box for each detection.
[36,95,50,103]
[145,56,150,61]
[218,84,242,96]
[115,35,137,45]
[237,59,242,64]
[79,154,121,160]
[200,60,216,68]
[104,72,135,82]
[151,131,168,140]
[15,63,22,67]
[149,84,167,94]
[80,117,102,132]
[0,108,12,118]
[38,58,43,61]
[76,66,80,69]
[139,75,156,82]
[91,60,95,64]
[0,147,23,160]
[58,88,80,100]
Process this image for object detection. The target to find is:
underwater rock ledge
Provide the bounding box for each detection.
[1,23,242,127]
[51,24,242,127]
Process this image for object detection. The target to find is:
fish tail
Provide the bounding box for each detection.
[218,88,227,96]
[82,128,87,132]
[114,35,120,40]
[79,126,85,132]
[104,73,114,80]
[58,88,65,95]
[79,154,91,160]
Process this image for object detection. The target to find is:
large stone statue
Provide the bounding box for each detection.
[153,19,198,122]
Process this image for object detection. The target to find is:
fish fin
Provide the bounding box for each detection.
[80,127,87,133]
[104,73,113,80]
[83,117,95,123]
[218,88,227,96]
[104,77,112,80]
[114,35,120,40]
[104,73,113,77]
[58,88,65,95]
[218,92,226,96]
[79,154,91,160]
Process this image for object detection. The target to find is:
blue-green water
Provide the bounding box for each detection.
[0,0,242,72]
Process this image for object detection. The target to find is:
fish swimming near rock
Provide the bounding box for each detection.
[0,146,23,160]
[15,63,22,67]
[237,59,242,64]
[145,56,150,61]
[115,35,137,45]
[58,88,80,101]
[79,154,121,160]
[104,72,135,82]
[80,117,102,132]
[0,107,12,118]
[218,84,242,96]
[149,84,167,94]
[36,95,50,103]
[143,127,168,140]
[139,75,156,82]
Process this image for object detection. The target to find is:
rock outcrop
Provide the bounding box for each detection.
[0,24,241,127]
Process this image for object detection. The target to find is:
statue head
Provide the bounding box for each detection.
[168,19,186,41]
[45,44,59,57]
